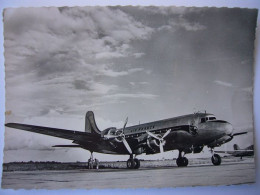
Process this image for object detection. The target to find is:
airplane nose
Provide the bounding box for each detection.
[224,122,233,135]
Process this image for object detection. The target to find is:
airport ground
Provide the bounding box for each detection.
[1,157,255,189]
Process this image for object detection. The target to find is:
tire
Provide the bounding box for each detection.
[134,158,140,169]
[176,157,188,167]
[211,154,221,166]
[176,157,183,167]
[127,159,135,169]
[183,157,188,166]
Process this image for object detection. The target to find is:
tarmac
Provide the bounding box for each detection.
[1,158,255,189]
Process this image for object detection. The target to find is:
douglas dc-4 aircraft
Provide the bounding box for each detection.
[5,111,247,169]
[215,144,254,159]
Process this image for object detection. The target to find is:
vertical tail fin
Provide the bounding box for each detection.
[85,111,101,134]
[233,144,240,150]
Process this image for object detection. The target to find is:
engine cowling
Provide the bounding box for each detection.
[102,127,116,136]
[146,136,165,153]
[103,127,124,142]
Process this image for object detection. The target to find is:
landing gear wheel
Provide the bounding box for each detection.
[183,157,188,166]
[211,154,221,166]
[127,159,135,169]
[176,157,189,167]
[134,158,140,169]
[176,157,182,167]
[127,158,140,169]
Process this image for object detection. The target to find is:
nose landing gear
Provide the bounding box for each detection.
[210,148,221,166]
[211,153,221,165]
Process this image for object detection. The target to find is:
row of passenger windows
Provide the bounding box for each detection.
[125,129,167,138]
[129,126,155,132]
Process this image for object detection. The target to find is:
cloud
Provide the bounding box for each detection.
[241,87,253,94]
[137,6,190,16]
[104,93,158,100]
[129,81,149,87]
[137,6,206,32]
[4,7,153,78]
[158,17,206,32]
[214,81,253,95]
[214,80,233,87]
[97,66,144,77]
[133,52,145,58]
[4,7,154,118]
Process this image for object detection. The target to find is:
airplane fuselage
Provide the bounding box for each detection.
[97,112,233,155]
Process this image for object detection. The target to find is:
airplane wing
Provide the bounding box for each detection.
[215,150,232,154]
[233,132,247,136]
[5,123,101,143]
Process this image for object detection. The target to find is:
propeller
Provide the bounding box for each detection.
[104,117,132,154]
[146,129,171,153]
[120,117,132,154]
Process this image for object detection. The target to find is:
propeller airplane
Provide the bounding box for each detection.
[5,111,248,169]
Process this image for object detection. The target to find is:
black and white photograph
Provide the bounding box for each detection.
[1,6,258,189]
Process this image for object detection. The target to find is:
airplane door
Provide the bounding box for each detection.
[189,114,198,136]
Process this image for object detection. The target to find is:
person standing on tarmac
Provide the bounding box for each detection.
[95,158,99,169]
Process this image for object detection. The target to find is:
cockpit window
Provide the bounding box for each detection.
[200,116,216,123]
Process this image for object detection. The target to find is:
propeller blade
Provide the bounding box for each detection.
[122,117,128,132]
[122,138,132,154]
[146,131,159,140]
[159,142,164,153]
[162,129,171,139]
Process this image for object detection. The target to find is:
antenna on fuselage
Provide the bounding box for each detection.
[193,107,197,114]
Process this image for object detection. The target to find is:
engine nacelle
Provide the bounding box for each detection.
[146,136,164,153]
[102,127,124,142]
[102,127,116,136]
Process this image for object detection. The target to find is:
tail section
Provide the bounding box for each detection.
[85,111,101,134]
[233,144,240,150]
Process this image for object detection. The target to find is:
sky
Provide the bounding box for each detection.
[3,6,257,162]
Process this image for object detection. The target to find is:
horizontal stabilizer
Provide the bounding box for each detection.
[52,145,81,148]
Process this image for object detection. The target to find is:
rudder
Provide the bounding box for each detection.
[85,111,101,134]
[233,144,240,150]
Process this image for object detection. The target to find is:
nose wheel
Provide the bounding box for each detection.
[176,150,189,167]
[127,155,140,169]
[210,148,221,165]
[211,153,221,165]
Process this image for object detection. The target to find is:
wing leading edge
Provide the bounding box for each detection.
[5,123,101,143]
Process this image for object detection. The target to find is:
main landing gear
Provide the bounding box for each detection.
[87,152,100,169]
[176,150,188,167]
[127,154,140,169]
